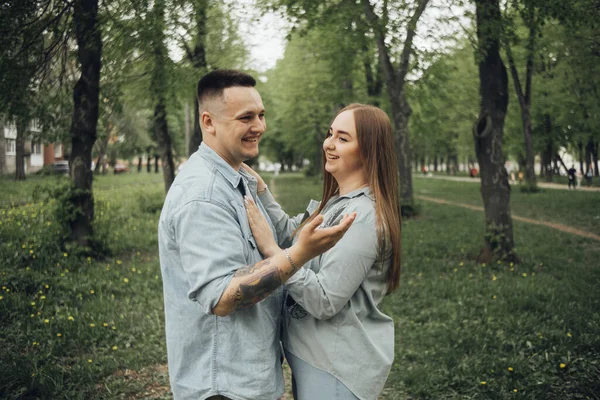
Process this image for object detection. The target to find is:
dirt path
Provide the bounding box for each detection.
[416,174,600,192]
[416,195,600,241]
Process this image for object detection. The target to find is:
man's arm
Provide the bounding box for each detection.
[212,212,356,316]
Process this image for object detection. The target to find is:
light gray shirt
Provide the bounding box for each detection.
[158,143,283,400]
[259,186,395,400]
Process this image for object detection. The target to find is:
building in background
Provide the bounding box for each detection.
[1,119,65,174]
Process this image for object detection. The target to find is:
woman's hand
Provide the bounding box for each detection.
[244,196,280,258]
[289,212,357,264]
[241,163,268,192]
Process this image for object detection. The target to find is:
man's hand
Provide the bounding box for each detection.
[244,195,280,257]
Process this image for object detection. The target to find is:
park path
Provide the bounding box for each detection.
[416,194,600,242]
[416,173,600,192]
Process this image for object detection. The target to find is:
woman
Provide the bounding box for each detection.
[244,103,401,400]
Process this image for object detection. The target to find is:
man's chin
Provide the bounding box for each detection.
[242,150,259,161]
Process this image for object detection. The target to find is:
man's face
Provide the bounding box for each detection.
[202,86,266,169]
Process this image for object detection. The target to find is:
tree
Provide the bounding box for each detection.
[362,0,430,214]
[68,0,102,247]
[472,0,515,261]
[504,1,538,191]
[149,0,175,192]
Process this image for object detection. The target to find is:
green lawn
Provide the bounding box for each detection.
[414,176,600,236]
[1,172,599,399]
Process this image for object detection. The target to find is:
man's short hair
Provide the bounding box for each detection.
[197,69,256,110]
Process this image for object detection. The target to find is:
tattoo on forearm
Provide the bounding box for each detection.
[228,258,288,310]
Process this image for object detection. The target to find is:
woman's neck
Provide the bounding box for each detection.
[336,174,368,196]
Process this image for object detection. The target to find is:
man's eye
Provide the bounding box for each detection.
[240,116,251,121]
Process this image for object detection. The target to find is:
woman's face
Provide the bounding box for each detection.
[323,110,363,180]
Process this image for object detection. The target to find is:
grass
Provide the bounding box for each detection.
[1,171,599,399]
[414,176,600,236]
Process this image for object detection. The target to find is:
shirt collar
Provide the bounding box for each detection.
[198,143,243,189]
[337,185,373,201]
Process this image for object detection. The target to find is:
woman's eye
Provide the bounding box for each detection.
[339,137,347,142]
[325,132,332,137]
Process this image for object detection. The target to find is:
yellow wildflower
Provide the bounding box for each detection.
[560,363,566,369]
[480,381,487,385]
[88,359,92,363]
[123,278,129,283]
[63,252,68,257]
[40,296,46,300]
[508,367,513,372]
[44,319,49,324]
[57,333,62,337]
[90,323,95,327]
[68,316,74,321]
[567,333,572,337]
[112,346,118,351]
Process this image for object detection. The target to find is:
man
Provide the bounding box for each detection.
[158,69,355,400]
[568,164,577,190]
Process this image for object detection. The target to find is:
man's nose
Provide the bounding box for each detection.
[252,116,266,133]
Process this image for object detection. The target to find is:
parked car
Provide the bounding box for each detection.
[114,163,129,174]
[36,160,69,175]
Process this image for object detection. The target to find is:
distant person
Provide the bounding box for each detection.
[518,171,524,184]
[243,103,402,400]
[158,69,355,400]
[469,167,478,178]
[421,165,427,175]
[568,165,577,190]
[585,164,593,186]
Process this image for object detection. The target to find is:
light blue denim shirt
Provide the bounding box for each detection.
[158,143,284,400]
[259,187,394,400]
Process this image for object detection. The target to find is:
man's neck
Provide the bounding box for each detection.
[203,142,242,171]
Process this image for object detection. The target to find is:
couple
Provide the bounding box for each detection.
[158,69,402,400]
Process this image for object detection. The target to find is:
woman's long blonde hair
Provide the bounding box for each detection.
[297,103,402,294]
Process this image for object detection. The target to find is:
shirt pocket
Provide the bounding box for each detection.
[233,201,259,259]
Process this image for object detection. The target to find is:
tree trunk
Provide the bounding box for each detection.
[137,155,142,172]
[0,123,5,174]
[578,140,584,173]
[593,141,599,177]
[505,9,537,191]
[69,0,101,248]
[94,128,110,174]
[150,0,175,191]
[184,102,191,156]
[362,0,429,215]
[585,137,594,175]
[186,0,208,157]
[473,0,515,262]
[146,149,152,172]
[15,118,26,181]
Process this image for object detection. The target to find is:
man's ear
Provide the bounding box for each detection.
[201,111,216,136]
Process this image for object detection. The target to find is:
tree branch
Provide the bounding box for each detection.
[397,0,430,84]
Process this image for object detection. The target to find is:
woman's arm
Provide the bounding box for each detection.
[242,163,308,246]
[285,220,380,320]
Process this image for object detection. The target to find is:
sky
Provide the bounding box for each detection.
[243,11,288,72]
